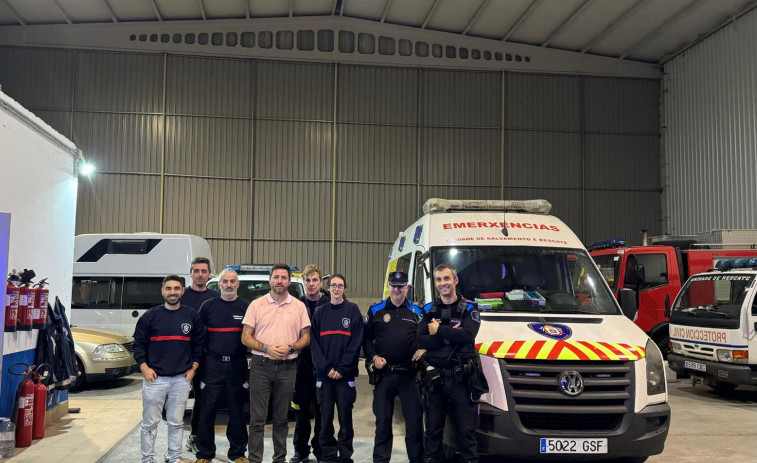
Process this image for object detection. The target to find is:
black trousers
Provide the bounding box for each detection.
[372,371,424,463]
[195,357,249,460]
[190,369,203,436]
[317,380,357,463]
[292,353,322,458]
[424,376,478,463]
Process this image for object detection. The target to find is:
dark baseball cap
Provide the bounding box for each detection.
[388,271,409,286]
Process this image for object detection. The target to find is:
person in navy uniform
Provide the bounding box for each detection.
[417,264,482,463]
[194,268,250,463]
[291,264,330,463]
[363,271,425,463]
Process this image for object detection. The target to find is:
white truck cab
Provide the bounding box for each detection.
[668,258,757,392]
[386,198,670,462]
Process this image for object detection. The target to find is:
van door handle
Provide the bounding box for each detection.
[132,310,139,318]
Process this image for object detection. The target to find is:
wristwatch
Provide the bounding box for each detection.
[288,344,295,355]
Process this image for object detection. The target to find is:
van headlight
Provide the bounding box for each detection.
[646,338,666,395]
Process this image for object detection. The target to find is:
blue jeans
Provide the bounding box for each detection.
[141,375,192,463]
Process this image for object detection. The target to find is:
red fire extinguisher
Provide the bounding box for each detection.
[16,269,36,332]
[31,364,50,440]
[4,275,20,332]
[32,279,49,330]
[9,363,34,447]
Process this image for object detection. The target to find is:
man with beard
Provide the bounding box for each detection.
[133,275,205,463]
[194,268,250,463]
[291,265,330,463]
[181,256,218,453]
[417,264,482,463]
[242,263,311,463]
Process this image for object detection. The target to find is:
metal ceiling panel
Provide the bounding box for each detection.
[421,127,500,185]
[74,51,163,113]
[254,120,333,180]
[165,116,252,178]
[384,0,434,26]
[164,177,251,238]
[56,0,114,22]
[203,0,246,19]
[342,0,385,19]
[508,0,587,46]
[468,0,533,39]
[584,134,659,191]
[505,130,582,188]
[6,0,65,24]
[72,112,162,173]
[293,0,333,16]
[107,0,158,22]
[0,46,73,110]
[153,0,202,20]
[337,124,416,183]
[255,60,333,121]
[506,73,581,131]
[582,77,659,135]
[166,55,252,117]
[422,69,500,127]
[543,0,635,51]
[250,0,289,17]
[424,0,478,33]
[76,173,161,234]
[253,181,332,239]
[338,64,418,125]
[336,183,416,242]
[208,238,250,270]
[0,5,16,25]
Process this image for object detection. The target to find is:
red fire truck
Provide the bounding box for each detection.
[590,230,757,357]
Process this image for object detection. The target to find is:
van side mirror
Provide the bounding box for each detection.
[619,288,637,320]
[664,294,671,318]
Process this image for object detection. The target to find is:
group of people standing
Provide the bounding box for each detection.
[132,257,485,463]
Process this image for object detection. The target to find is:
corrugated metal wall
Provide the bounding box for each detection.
[0,46,661,296]
[663,8,757,235]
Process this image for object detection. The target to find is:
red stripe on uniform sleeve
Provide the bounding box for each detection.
[207,327,243,332]
[320,330,352,337]
[150,336,191,341]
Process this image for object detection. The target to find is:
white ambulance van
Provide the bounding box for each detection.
[71,233,214,335]
[386,198,670,462]
[667,258,757,392]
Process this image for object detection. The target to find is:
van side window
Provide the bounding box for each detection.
[413,252,427,304]
[72,277,117,309]
[121,277,165,311]
[630,254,668,291]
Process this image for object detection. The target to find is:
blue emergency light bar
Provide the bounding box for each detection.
[714,258,757,270]
[589,238,627,250]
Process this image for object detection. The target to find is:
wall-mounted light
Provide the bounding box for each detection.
[76,150,95,177]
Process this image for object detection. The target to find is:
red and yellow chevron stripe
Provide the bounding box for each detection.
[475,340,645,361]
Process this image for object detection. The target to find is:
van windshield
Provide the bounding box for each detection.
[430,246,619,315]
[669,273,753,329]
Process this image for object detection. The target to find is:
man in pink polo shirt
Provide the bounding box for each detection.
[242,263,311,463]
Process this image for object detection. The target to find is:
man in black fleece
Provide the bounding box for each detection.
[133,275,205,463]
[309,274,364,463]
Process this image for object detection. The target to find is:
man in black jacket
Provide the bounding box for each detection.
[133,275,205,463]
[418,264,481,463]
[291,264,330,463]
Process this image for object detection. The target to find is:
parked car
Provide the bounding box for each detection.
[71,326,138,390]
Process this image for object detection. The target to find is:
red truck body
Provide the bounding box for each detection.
[590,242,757,355]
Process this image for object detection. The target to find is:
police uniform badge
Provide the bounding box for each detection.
[383,313,391,323]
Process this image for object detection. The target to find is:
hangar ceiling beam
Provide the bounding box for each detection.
[289,0,293,17]
[501,0,542,42]
[380,0,393,23]
[462,0,491,35]
[421,0,441,29]
[331,0,338,15]
[0,0,24,25]
[197,0,207,20]
[101,0,118,23]
[52,0,72,24]
[580,0,646,53]
[541,0,593,47]
[150,0,163,21]
[244,0,250,18]
[340,0,346,16]
[619,0,704,59]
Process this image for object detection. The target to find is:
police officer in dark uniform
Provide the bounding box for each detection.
[417,264,482,463]
[363,271,425,463]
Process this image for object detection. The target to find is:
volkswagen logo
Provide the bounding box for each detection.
[559,371,584,396]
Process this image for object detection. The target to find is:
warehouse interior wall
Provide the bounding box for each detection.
[0,46,661,296]
[662,7,757,236]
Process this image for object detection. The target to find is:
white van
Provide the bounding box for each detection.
[71,233,214,335]
[386,198,670,462]
[668,258,757,391]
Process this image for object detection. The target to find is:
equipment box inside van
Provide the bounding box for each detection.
[71,233,214,335]
[386,198,670,461]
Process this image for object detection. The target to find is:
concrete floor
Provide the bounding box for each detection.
[4,370,756,463]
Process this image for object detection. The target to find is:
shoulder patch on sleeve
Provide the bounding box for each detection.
[465,302,475,311]
[470,309,481,323]
[423,302,434,313]
[370,299,387,315]
[411,304,423,319]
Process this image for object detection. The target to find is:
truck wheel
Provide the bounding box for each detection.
[656,336,671,359]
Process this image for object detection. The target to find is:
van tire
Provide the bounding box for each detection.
[655,335,670,359]
[72,357,86,390]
